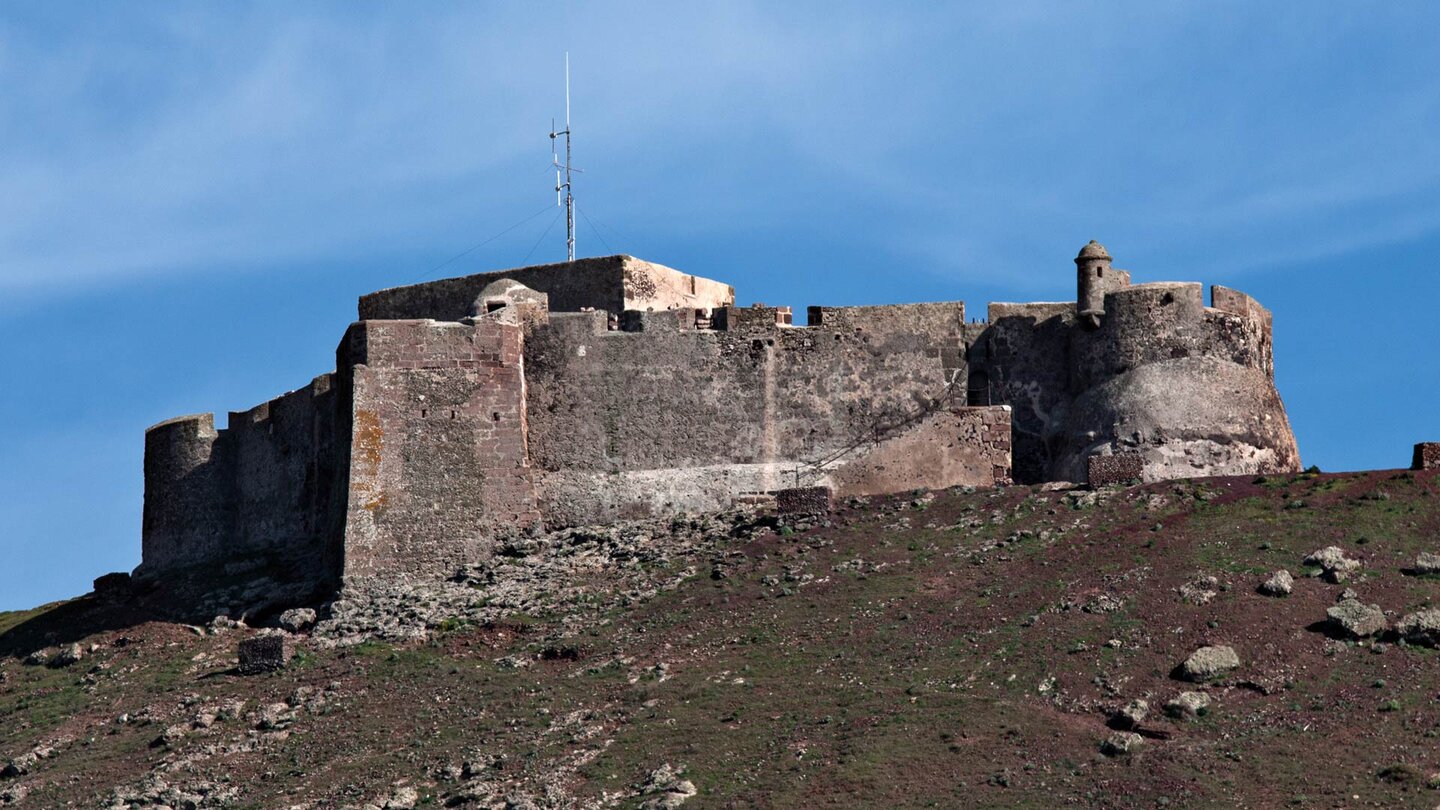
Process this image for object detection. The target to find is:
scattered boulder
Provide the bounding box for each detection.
[1396,609,1440,647]
[1179,645,1240,682]
[1258,570,1293,597]
[1304,546,1361,583]
[1413,553,1440,575]
[21,650,48,667]
[237,635,291,675]
[1112,698,1149,729]
[1326,599,1387,638]
[255,702,297,731]
[279,607,318,633]
[48,643,85,668]
[1164,691,1211,719]
[1100,731,1144,757]
[209,614,246,633]
[1179,576,1221,605]
[637,763,698,809]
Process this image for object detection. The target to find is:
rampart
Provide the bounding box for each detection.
[136,240,1298,609]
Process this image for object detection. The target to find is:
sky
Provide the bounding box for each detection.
[2,2,1439,611]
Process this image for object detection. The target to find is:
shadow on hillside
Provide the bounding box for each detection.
[0,594,162,659]
[1,567,339,660]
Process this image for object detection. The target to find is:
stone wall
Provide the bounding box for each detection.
[522,301,978,526]
[338,319,542,579]
[137,374,344,587]
[972,302,1076,483]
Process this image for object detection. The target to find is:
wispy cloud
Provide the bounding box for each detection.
[1,2,1438,301]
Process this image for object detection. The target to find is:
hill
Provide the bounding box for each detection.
[3,468,1440,808]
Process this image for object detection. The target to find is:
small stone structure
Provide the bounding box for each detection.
[1413,443,1440,471]
[135,243,1300,608]
[775,487,832,517]
[237,636,291,675]
[1087,454,1145,487]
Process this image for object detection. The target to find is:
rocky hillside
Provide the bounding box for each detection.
[3,468,1440,808]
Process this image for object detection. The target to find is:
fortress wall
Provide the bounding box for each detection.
[138,373,349,588]
[225,375,342,572]
[139,413,234,577]
[357,255,734,322]
[340,319,541,579]
[972,303,1076,483]
[524,303,974,526]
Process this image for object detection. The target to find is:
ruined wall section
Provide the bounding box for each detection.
[358,255,734,322]
[523,302,974,526]
[338,319,541,579]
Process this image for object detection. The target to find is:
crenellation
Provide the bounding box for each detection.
[137,240,1299,610]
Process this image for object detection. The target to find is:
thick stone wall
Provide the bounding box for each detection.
[358,256,734,322]
[338,319,542,579]
[137,374,344,587]
[522,302,977,526]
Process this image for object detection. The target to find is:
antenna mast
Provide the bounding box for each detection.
[549,53,577,262]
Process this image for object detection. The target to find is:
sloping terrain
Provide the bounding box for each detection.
[3,469,1440,808]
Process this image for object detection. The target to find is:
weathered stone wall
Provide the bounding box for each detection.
[522,301,978,526]
[338,319,542,579]
[827,405,1012,496]
[137,375,344,587]
[358,256,734,322]
[971,302,1075,483]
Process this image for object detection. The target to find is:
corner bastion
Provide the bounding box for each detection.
[136,244,1298,605]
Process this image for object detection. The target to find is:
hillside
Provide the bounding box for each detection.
[3,469,1440,808]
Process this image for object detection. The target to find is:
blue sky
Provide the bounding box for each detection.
[3,2,1438,610]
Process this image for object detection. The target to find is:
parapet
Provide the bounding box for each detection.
[358,255,734,322]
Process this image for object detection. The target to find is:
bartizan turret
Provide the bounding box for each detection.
[1075,240,1130,329]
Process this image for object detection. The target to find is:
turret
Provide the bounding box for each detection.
[1076,240,1113,329]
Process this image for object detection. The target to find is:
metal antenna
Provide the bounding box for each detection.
[549,52,580,262]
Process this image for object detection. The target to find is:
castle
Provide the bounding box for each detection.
[135,243,1299,597]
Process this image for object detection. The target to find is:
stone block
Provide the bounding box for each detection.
[1088,454,1144,487]
[237,635,291,675]
[774,486,832,516]
[1413,443,1440,471]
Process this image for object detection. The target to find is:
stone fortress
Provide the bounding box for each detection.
[136,243,1300,597]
